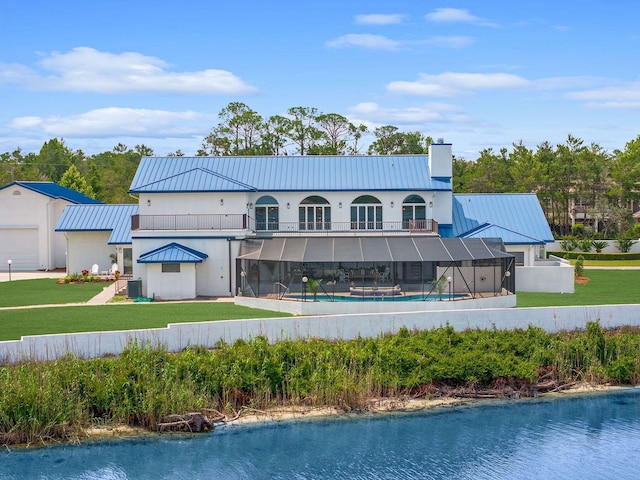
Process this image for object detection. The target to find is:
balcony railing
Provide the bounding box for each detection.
[131,214,248,231]
[253,219,438,236]
[131,214,438,236]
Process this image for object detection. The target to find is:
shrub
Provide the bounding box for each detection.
[591,240,608,253]
[574,255,585,277]
[560,236,578,252]
[616,237,637,253]
[577,239,593,252]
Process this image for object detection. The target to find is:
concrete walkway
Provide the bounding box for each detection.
[86,282,120,305]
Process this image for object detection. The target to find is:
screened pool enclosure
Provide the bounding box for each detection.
[236,237,515,302]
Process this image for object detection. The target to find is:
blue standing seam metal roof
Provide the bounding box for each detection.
[0,181,102,204]
[55,204,138,244]
[129,155,451,193]
[137,242,208,263]
[451,194,554,244]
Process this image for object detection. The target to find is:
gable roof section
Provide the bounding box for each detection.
[137,242,208,263]
[129,155,451,193]
[451,194,553,245]
[55,204,138,244]
[0,181,102,204]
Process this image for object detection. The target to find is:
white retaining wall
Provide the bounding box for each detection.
[1,304,639,364]
[516,261,575,293]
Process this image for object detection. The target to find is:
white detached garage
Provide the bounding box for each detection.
[0,182,101,271]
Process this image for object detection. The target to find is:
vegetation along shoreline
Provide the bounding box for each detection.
[2,321,639,448]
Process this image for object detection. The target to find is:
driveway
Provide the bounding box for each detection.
[0,270,67,283]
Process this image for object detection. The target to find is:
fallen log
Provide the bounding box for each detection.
[157,412,215,433]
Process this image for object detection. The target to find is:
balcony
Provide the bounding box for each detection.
[131,214,438,236]
[131,214,248,231]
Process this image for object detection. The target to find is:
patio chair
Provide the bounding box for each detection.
[90,264,99,275]
[379,269,390,283]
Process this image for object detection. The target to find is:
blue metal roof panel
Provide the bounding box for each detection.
[459,224,547,245]
[452,194,553,243]
[137,242,208,263]
[55,204,138,244]
[129,155,450,193]
[0,181,102,204]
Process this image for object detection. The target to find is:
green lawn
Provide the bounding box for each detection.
[516,269,640,307]
[0,302,291,341]
[0,278,107,307]
[1,270,639,341]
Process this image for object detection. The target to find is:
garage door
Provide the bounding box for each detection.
[0,228,39,270]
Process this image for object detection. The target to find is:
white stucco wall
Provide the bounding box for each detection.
[138,188,450,232]
[64,231,115,274]
[145,263,197,300]
[133,237,242,298]
[516,262,575,293]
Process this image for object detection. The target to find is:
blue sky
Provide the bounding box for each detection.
[1,1,639,159]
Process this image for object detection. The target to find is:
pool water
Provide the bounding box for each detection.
[287,292,468,302]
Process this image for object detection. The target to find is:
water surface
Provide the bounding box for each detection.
[1,389,639,479]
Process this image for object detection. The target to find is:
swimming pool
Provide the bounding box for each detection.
[286,293,468,302]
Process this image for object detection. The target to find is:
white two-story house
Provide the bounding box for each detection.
[58,141,567,306]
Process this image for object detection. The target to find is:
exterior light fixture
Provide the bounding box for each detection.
[220,199,224,206]
[338,202,342,208]
[287,202,290,209]
[429,201,433,208]
[147,199,151,206]
[7,259,12,281]
[390,201,395,208]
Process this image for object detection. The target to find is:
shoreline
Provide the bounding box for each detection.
[80,382,629,443]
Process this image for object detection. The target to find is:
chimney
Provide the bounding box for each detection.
[428,140,452,178]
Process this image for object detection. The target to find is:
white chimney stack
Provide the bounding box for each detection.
[428,141,452,178]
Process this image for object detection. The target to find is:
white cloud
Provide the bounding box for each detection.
[326,34,400,50]
[425,8,499,27]
[355,14,405,25]
[348,102,468,125]
[422,36,475,49]
[566,82,640,109]
[0,47,258,94]
[387,72,530,97]
[8,107,216,137]
[327,34,474,51]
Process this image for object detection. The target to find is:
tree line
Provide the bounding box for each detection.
[1,102,639,236]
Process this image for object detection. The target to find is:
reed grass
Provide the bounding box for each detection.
[1,322,639,446]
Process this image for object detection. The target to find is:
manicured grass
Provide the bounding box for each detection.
[0,302,291,341]
[516,269,640,307]
[574,259,640,267]
[0,278,107,307]
[2,270,639,341]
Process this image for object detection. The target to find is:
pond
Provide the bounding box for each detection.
[1,389,639,480]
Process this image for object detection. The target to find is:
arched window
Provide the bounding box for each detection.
[255,195,279,231]
[351,195,382,230]
[402,194,426,230]
[299,196,331,230]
